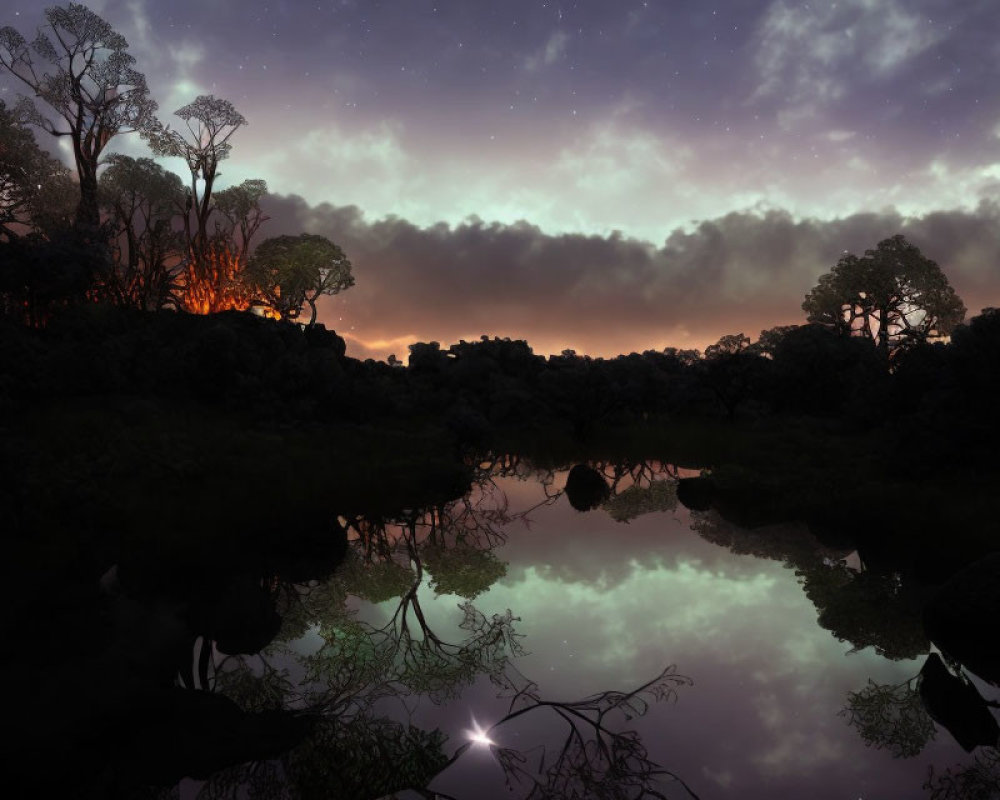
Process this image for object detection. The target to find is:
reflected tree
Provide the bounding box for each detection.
[843,652,1000,797]
[197,474,697,799]
[691,510,843,573]
[604,480,677,523]
[841,677,936,758]
[558,459,680,519]
[796,562,928,660]
[422,543,508,600]
[925,749,1000,800]
[444,665,698,800]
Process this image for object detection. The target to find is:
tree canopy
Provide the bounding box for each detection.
[247,233,355,325]
[0,3,157,229]
[802,235,966,361]
[0,100,73,239]
[143,94,247,258]
[97,154,185,308]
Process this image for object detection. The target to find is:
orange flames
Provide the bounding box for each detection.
[178,243,280,319]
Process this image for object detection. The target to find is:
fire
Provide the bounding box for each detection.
[175,243,281,319]
[178,243,255,315]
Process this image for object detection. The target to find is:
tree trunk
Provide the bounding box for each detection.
[74,158,101,231]
[877,306,890,362]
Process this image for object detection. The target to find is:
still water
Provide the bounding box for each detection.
[191,460,994,799]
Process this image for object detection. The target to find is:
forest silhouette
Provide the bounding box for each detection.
[3,3,1000,799]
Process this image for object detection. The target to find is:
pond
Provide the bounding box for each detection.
[178,458,997,799]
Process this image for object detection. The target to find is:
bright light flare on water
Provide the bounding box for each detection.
[466,717,495,748]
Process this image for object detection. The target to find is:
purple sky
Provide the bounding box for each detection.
[3,1,1000,358]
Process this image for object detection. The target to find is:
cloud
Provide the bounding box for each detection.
[523,30,570,71]
[750,0,945,119]
[258,193,1000,361]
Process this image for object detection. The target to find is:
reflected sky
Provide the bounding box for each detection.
[356,472,980,800]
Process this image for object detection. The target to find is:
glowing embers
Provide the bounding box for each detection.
[178,243,279,319]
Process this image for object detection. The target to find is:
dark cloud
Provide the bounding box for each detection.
[259,193,1000,359]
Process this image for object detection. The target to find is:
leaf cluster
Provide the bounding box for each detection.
[802,235,966,357]
[840,679,936,758]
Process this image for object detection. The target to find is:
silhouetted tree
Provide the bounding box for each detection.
[802,235,965,362]
[603,480,677,523]
[704,332,750,358]
[769,323,885,417]
[144,94,246,260]
[696,338,767,419]
[925,749,1000,800]
[0,100,73,239]
[840,677,935,758]
[98,154,185,308]
[246,233,354,325]
[0,3,158,229]
[797,562,928,660]
[212,178,269,263]
[0,227,110,323]
[748,324,799,358]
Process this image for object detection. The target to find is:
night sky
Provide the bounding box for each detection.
[3,0,1000,359]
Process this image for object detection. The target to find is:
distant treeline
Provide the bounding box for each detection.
[2,302,998,472]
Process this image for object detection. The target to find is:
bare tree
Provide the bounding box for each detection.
[144,94,247,260]
[0,3,157,229]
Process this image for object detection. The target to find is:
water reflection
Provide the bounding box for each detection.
[673,464,1000,798]
[31,454,999,798]
[194,463,698,799]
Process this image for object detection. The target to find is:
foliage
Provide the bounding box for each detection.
[925,748,1000,800]
[98,154,185,308]
[797,563,929,660]
[704,332,750,358]
[285,714,449,800]
[336,553,416,604]
[488,664,696,800]
[0,2,158,228]
[422,542,508,599]
[603,480,678,523]
[691,511,836,572]
[247,233,354,325]
[841,679,936,758]
[213,178,269,261]
[768,323,885,417]
[802,235,965,361]
[0,227,112,325]
[144,94,247,256]
[0,100,73,239]
[748,324,799,358]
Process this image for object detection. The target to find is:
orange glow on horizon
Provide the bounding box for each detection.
[335,327,720,363]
